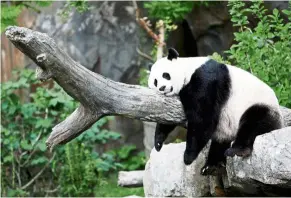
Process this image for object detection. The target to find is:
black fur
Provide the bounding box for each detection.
[154,79,157,87]
[167,48,179,60]
[201,140,230,176]
[159,86,166,91]
[225,104,282,157]
[162,72,171,80]
[154,124,176,151]
[179,59,231,165]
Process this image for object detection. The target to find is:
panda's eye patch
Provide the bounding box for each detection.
[154,79,157,87]
[162,72,171,80]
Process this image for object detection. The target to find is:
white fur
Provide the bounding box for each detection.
[213,64,282,141]
[148,57,282,142]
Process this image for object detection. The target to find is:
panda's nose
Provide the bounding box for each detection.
[159,86,166,91]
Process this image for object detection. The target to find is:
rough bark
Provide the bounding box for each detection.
[5,26,291,152]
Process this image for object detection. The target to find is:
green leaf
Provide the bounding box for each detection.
[35,119,52,129]
[117,145,136,159]
[48,98,59,107]
[20,140,32,150]
[38,142,47,152]
[3,155,13,163]
[31,156,48,165]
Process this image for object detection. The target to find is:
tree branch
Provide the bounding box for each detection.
[5,26,291,152]
[21,153,56,190]
[118,171,144,187]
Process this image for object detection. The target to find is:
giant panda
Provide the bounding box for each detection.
[148,48,284,176]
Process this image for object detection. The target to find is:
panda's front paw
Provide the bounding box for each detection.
[183,150,198,165]
[154,134,165,152]
[201,163,226,176]
[224,147,252,157]
[155,141,163,152]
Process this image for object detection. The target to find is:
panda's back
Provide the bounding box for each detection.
[214,64,281,142]
[227,64,279,112]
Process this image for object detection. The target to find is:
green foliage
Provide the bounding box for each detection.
[33,1,53,7]
[58,143,98,197]
[109,145,146,171]
[94,174,144,197]
[1,1,52,32]
[1,69,142,197]
[144,1,194,22]
[58,0,90,20]
[1,0,89,32]
[210,52,231,65]
[1,4,23,32]
[226,0,291,107]
[57,117,123,196]
[139,68,150,87]
[1,69,72,196]
[143,1,194,47]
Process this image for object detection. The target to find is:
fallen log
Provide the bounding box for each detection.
[118,171,144,187]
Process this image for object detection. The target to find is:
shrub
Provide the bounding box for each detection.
[226,0,291,107]
[1,69,123,196]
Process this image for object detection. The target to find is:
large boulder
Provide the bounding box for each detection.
[226,127,291,195]
[143,127,291,196]
[143,142,210,197]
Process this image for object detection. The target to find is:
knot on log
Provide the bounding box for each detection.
[35,66,52,82]
[36,53,47,62]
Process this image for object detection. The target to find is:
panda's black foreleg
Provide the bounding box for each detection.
[183,122,212,165]
[154,123,177,152]
[201,140,230,176]
[225,104,282,157]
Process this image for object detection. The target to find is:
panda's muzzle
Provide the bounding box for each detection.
[159,86,166,91]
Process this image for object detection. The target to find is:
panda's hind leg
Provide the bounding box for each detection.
[225,104,283,157]
[201,140,230,176]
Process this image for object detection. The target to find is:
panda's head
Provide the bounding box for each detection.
[148,48,185,96]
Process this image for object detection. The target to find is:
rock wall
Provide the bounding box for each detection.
[34,1,140,80]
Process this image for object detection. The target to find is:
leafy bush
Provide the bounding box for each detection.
[1,69,73,196]
[109,145,146,171]
[226,0,291,107]
[0,69,126,197]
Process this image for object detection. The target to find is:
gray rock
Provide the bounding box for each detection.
[226,127,291,195]
[143,142,210,197]
[143,127,291,196]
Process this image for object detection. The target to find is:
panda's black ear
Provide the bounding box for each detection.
[167,48,179,61]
